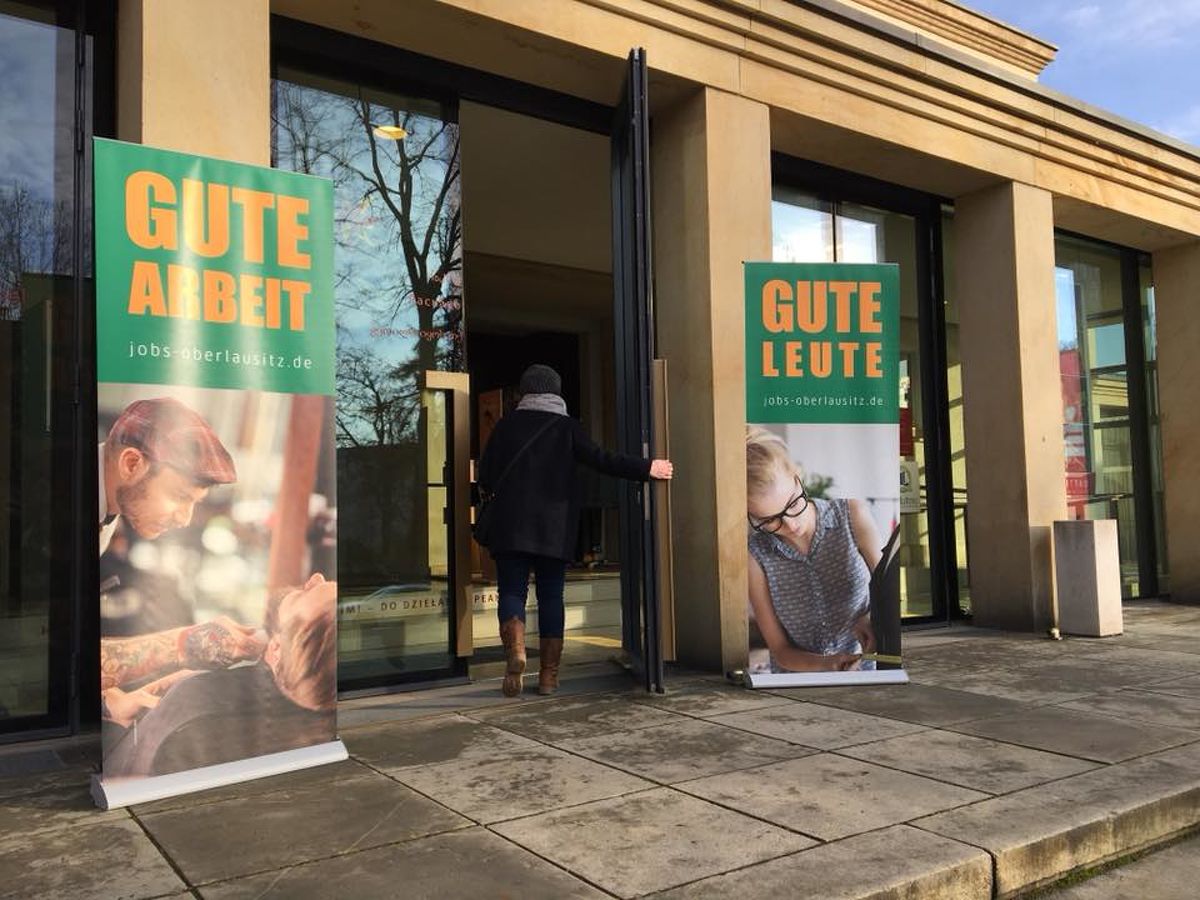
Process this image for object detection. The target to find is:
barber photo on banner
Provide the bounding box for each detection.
[92,138,344,809]
[743,262,906,688]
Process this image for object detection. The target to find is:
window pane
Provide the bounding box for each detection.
[0,5,78,723]
[273,73,463,682]
[835,203,886,264]
[771,188,833,262]
[1055,235,1139,597]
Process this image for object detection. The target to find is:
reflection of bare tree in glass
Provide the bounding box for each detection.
[272,83,463,449]
[0,185,71,319]
[273,81,464,586]
[272,83,341,176]
[334,333,422,447]
[352,99,462,367]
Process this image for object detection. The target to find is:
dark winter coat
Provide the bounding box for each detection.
[478,410,651,560]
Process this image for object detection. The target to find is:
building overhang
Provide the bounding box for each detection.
[272,0,1200,249]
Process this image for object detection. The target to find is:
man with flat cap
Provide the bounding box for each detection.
[99,396,238,555]
[98,397,264,727]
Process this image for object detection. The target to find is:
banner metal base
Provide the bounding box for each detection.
[745,670,910,689]
[91,739,349,810]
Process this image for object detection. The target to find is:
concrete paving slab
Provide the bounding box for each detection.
[1122,602,1200,625]
[1111,633,1200,654]
[0,765,91,802]
[900,626,993,649]
[1056,689,1200,732]
[132,758,373,815]
[1041,832,1200,899]
[707,700,927,750]
[197,827,608,899]
[841,729,1098,794]
[905,666,1097,705]
[951,706,1200,763]
[345,713,543,773]
[1144,738,1200,767]
[392,745,653,824]
[787,683,1033,727]
[1139,673,1200,699]
[649,824,992,900]
[914,751,1200,896]
[138,768,469,885]
[1029,658,1199,692]
[0,747,67,782]
[678,753,986,840]
[1079,646,1200,673]
[628,680,794,718]
[1120,623,1200,640]
[0,770,125,838]
[0,816,185,900]
[336,668,632,729]
[556,717,814,784]
[911,659,1174,705]
[469,694,686,742]
[904,637,1111,667]
[493,787,812,898]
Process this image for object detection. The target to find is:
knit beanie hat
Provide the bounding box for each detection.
[519,364,562,396]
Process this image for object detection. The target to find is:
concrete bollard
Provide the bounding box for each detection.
[1053,519,1123,637]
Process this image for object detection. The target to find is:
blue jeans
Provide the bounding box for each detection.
[495,553,567,639]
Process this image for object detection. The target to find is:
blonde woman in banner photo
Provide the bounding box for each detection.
[746,426,881,673]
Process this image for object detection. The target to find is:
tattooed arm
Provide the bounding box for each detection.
[100,629,183,692]
[100,617,266,691]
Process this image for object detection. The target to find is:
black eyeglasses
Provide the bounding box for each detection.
[748,475,809,534]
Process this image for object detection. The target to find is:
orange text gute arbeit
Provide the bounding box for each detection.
[122,171,314,331]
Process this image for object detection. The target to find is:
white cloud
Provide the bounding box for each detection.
[1052,0,1200,50]
[1154,104,1200,146]
[1061,5,1102,29]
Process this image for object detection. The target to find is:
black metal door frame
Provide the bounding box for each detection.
[1120,250,1159,599]
[611,49,664,693]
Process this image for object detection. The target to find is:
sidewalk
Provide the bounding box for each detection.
[2,600,1199,899]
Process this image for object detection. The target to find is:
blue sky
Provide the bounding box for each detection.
[961,1,1200,146]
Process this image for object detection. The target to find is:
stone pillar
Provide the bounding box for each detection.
[1152,241,1200,603]
[651,88,772,672]
[955,182,1066,631]
[117,0,270,164]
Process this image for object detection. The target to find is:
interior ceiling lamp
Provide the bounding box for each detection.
[372,124,408,140]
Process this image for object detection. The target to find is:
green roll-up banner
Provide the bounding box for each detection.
[743,262,907,688]
[92,139,346,809]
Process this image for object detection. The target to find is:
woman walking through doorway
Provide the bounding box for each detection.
[476,364,674,696]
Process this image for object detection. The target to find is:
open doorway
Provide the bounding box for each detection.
[459,102,626,672]
[272,32,659,693]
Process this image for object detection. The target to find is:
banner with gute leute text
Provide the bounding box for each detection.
[92,138,345,809]
[744,262,906,688]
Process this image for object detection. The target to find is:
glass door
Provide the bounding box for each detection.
[1054,235,1161,598]
[1,0,97,738]
[272,66,468,689]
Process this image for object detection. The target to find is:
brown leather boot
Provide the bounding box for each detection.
[538,638,564,695]
[499,616,526,697]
